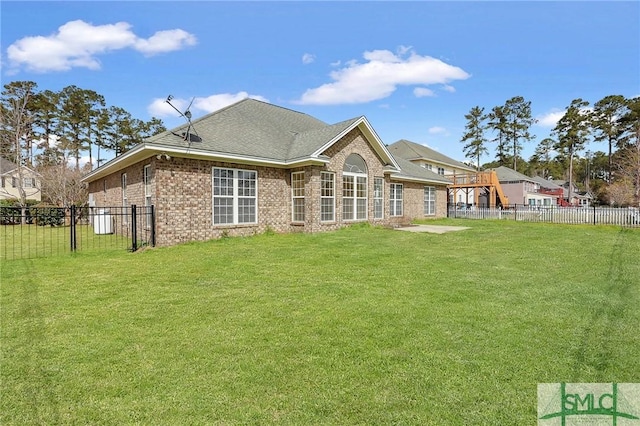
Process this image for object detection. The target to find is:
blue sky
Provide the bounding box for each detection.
[2,1,639,166]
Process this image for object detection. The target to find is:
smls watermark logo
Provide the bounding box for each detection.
[538,383,640,425]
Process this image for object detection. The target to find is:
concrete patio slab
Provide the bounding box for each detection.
[395,224,471,234]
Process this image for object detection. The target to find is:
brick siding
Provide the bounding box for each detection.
[88,128,448,247]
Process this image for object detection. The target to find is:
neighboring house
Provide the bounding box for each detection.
[490,166,555,206]
[530,176,563,206]
[0,157,41,203]
[82,99,451,247]
[387,139,477,206]
[551,179,593,207]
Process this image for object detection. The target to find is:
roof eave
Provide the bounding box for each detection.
[82,144,329,182]
[389,173,450,185]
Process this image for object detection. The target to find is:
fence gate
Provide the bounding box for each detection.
[1,204,155,261]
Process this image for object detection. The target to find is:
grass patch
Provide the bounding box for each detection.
[1,220,639,424]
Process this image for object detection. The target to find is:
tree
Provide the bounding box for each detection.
[56,86,105,170]
[530,137,556,178]
[0,81,41,219]
[591,95,627,183]
[613,97,640,206]
[38,163,89,207]
[553,98,591,204]
[32,89,62,166]
[486,105,509,166]
[503,96,536,172]
[460,106,488,170]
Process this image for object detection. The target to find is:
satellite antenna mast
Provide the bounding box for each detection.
[165,95,199,142]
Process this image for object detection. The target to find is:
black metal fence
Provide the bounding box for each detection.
[448,204,640,227]
[1,205,155,261]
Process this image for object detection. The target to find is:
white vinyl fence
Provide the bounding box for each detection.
[448,205,640,227]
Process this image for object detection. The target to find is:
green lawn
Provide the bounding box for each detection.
[1,220,639,425]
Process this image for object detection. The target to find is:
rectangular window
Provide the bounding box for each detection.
[437,167,445,175]
[321,172,335,222]
[1,177,4,188]
[424,186,436,216]
[343,174,367,221]
[390,183,403,217]
[143,165,152,228]
[23,177,34,188]
[212,167,257,225]
[12,177,17,188]
[342,175,354,220]
[121,173,127,207]
[291,171,305,222]
[374,177,384,219]
[122,173,128,224]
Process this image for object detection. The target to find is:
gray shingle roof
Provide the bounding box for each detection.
[531,175,562,189]
[387,139,475,171]
[84,99,448,186]
[490,166,535,182]
[147,98,331,161]
[0,157,18,174]
[391,157,452,184]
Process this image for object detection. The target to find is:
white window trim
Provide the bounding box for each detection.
[343,172,368,221]
[291,171,305,223]
[144,165,152,228]
[321,171,335,222]
[374,177,384,219]
[424,186,436,216]
[390,183,403,217]
[212,167,258,226]
[121,173,127,206]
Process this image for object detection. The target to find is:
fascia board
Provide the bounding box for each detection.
[390,173,451,185]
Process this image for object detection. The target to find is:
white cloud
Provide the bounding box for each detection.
[302,53,315,64]
[536,110,565,128]
[414,87,435,98]
[441,84,456,93]
[295,47,470,105]
[6,20,196,73]
[148,92,270,117]
[428,126,448,135]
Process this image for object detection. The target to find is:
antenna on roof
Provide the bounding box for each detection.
[165,95,200,142]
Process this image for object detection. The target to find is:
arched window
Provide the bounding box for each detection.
[343,154,367,220]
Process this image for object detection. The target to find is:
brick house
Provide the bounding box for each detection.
[82,99,450,246]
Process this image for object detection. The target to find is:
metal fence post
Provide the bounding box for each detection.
[593,204,597,225]
[131,204,137,252]
[150,205,156,247]
[70,205,77,252]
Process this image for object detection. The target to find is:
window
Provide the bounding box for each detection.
[121,173,127,207]
[437,167,445,175]
[291,172,305,222]
[390,183,403,216]
[23,177,34,188]
[424,186,436,216]
[342,154,367,221]
[11,177,17,188]
[422,164,433,171]
[321,172,335,222]
[374,177,384,219]
[122,173,128,224]
[0,177,4,188]
[212,167,257,225]
[143,165,152,228]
